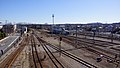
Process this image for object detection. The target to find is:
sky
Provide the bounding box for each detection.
[0,0,120,24]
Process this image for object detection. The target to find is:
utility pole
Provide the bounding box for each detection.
[52,14,54,36]
[93,31,95,43]
[5,20,7,36]
[92,28,96,44]
[111,26,114,43]
[111,32,113,43]
[75,25,80,48]
[75,25,77,48]
[85,28,87,39]
[59,37,62,57]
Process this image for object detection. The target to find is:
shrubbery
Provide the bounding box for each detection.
[0,32,6,40]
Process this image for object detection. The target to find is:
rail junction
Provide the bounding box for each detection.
[0,29,120,68]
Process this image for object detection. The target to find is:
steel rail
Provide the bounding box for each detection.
[48,43,97,68]
[31,35,43,68]
[36,35,65,68]
[62,35,120,64]
[35,35,59,68]
[0,36,28,68]
[31,38,37,68]
[34,33,65,68]
[43,44,65,68]
[41,42,59,68]
[35,35,97,68]
[63,36,116,59]
[32,35,43,68]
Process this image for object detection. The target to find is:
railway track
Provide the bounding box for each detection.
[35,34,97,68]
[30,34,43,68]
[36,29,120,67]
[61,35,120,64]
[0,36,28,68]
[35,34,65,68]
[64,35,120,46]
[78,32,120,41]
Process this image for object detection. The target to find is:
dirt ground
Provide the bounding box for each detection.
[36,31,120,68]
[8,31,120,68]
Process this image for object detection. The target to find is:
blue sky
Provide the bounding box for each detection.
[0,0,120,24]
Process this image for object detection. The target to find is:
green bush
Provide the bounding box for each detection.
[0,32,6,40]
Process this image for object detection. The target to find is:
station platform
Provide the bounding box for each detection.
[0,36,20,56]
